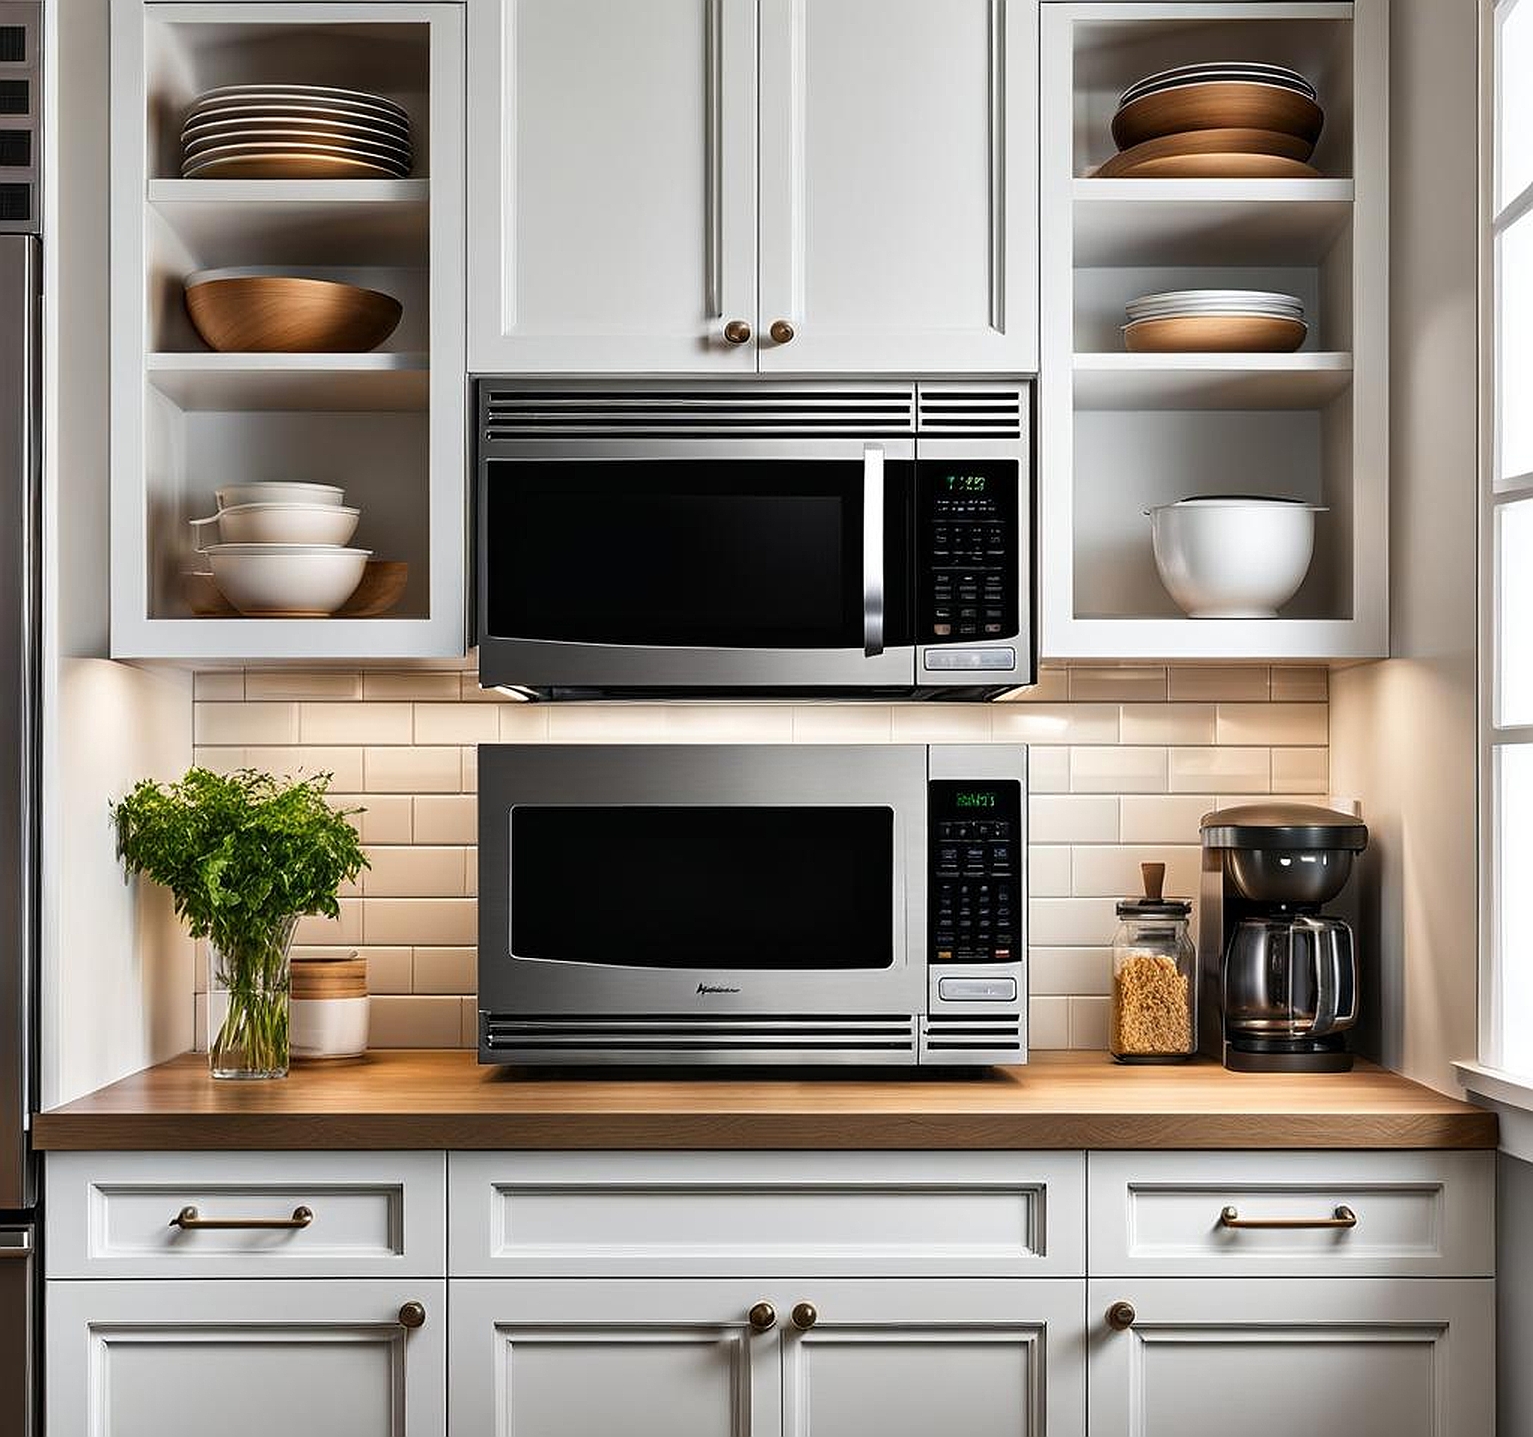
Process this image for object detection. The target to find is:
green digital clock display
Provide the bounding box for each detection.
[944,474,989,493]
[955,791,998,809]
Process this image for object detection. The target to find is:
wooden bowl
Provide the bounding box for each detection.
[182,571,238,617]
[185,274,403,353]
[1102,152,1321,180]
[1124,315,1307,353]
[1112,81,1325,151]
[335,560,409,617]
[1096,126,1314,179]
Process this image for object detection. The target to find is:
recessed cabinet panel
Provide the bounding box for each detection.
[47,1279,448,1437]
[758,0,1038,372]
[467,0,757,372]
[1086,1278,1493,1437]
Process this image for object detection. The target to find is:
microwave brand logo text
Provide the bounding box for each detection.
[697,983,741,995]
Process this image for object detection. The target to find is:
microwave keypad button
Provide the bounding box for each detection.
[938,977,1018,1002]
[923,647,1017,671]
[937,844,960,873]
[932,623,953,637]
[962,845,987,873]
[990,842,1013,871]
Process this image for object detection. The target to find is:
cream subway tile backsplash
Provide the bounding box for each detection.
[190,662,1328,1051]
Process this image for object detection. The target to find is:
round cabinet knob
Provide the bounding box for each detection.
[791,1302,818,1331]
[748,1302,777,1332]
[398,1301,427,1330]
[723,319,753,345]
[769,319,796,345]
[1105,1301,1136,1332]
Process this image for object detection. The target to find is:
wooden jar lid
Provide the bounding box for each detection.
[292,955,367,1000]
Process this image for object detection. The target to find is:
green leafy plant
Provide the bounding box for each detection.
[112,768,368,1076]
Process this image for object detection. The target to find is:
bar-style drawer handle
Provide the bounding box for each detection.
[1219,1204,1357,1231]
[169,1205,314,1231]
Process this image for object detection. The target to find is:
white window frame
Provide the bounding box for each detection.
[1461,0,1533,1135]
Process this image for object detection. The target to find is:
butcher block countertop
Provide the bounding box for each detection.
[33,1049,1496,1151]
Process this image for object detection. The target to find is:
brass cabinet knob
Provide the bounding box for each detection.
[769,319,795,344]
[791,1301,818,1331]
[1105,1301,1136,1332]
[723,319,752,344]
[748,1301,777,1332]
[398,1301,427,1330]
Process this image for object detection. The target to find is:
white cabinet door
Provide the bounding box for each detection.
[467,0,758,372]
[1087,1278,1493,1437]
[449,1278,780,1437]
[46,1278,446,1437]
[757,0,1038,373]
[781,1279,1085,1437]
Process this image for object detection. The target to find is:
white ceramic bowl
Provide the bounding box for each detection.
[204,543,371,617]
[214,481,345,510]
[198,502,361,547]
[290,995,369,1060]
[1146,497,1324,618]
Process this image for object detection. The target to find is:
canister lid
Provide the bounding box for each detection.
[1200,802,1368,851]
[1115,897,1192,919]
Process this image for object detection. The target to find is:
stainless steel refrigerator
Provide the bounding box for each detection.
[0,6,42,1435]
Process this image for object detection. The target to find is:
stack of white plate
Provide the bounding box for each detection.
[191,482,371,617]
[1122,289,1308,353]
[181,84,413,180]
[1117,61,1317,109]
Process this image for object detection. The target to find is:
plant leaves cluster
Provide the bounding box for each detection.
[112,767,369,959]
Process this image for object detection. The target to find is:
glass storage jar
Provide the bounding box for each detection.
[1109,863,1196,1063]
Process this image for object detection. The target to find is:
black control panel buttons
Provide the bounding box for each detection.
[928,780,1023,965]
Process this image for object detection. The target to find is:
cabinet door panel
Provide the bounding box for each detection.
[781,1279,1084,1437]
[468,0,757,372]
[758,0,1037,372]
[450,1278,779,1437]
[1087,1278,1493,1437]
[46,1278,446,1437]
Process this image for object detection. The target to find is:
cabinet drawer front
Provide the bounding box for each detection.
[46,1152,446,1278]
[450,1152,1085,1277]
[1088,1151,1494,1277]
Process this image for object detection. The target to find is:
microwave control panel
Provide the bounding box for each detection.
[929,779,1022,964]
[919,461,1019,645]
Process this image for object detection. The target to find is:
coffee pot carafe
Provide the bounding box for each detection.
[1199,803,1368,1073]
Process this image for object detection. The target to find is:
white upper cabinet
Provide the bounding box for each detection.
[757,0,1037,373]
[467,0,758,372]
[467,0,1039,374]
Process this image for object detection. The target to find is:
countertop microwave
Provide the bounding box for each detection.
[474,380,1033,699]
[477,743,1028,1067]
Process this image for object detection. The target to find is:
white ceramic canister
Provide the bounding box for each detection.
[290,954,369,1060]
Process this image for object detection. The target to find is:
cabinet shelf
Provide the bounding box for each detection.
[1072,352,1354,410]
[148,179,430,266]
[1073,180,1355,266]
[146,352,430,412]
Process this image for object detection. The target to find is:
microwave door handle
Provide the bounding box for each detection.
[863,444,885,656]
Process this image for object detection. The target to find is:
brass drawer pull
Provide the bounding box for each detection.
[169,1204,314,1231]
[748,1302,777,1332]
[1219,1204,1357,1231]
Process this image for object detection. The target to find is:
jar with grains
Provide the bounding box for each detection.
[1110,862,1196,1063]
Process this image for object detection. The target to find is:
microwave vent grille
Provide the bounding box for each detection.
[482,1012,918,1059]
[922,1013,1025,1056]
[915,385,1025,437]
[482,387,918,439]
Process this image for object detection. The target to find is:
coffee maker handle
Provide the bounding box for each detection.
[1300,915,1342,1038]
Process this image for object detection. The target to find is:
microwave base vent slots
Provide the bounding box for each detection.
[482,1013,920,1064]
[922,1013,1026,1060]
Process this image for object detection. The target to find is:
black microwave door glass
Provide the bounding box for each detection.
[485,459,911,648]
[510,806,896,969]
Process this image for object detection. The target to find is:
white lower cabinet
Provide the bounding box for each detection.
[1086,1277,1494,1437]
[449,1277,1086,1437]
[45,1277,447,1437]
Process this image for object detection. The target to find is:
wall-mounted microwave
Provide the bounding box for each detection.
[477,743,1028,1067]
[474,380,1034,698]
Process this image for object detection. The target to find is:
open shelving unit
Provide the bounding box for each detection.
[110,3,466,660]
[1039,1,1388,660]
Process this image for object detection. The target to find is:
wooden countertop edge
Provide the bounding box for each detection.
[32,1110,1499,1151]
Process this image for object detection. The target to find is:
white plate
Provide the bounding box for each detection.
[183,113,412,147]
[193,83,408,120]
[1128,289,1306,309]
[183,130,412,164]
[184,101,412,138]
[181,142,410,178]
[1116,76,1320,112]
[1119,62,1315,105]
[215,481,345,509]
[1126,302,1305,320]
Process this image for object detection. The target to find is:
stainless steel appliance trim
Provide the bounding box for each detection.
[863,443,884,657]
[0,1228,30,1254]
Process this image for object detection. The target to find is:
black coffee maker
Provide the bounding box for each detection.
[1199,803,1369,1073]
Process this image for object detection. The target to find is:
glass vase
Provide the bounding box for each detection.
[207,915,298,1080]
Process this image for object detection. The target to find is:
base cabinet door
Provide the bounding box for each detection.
[779,1279,1085,1437]
[1087,1278,1494,1437]
[46,1278,446,1437]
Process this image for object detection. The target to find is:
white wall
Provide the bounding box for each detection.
[1328,0,1481,1098]
[40,0,193,1106]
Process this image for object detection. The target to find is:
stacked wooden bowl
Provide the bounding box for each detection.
[1098,62,1324,178]
[1123,289,1307,353]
